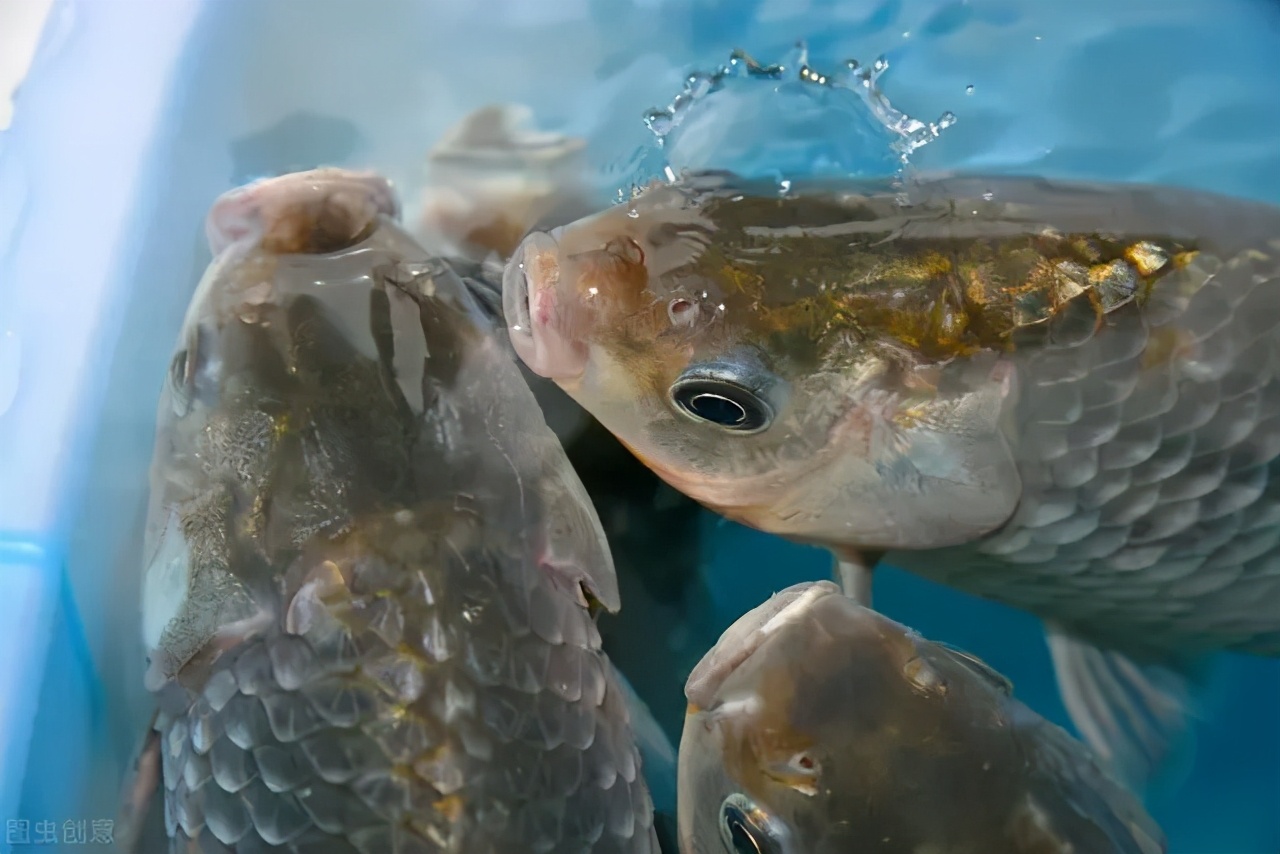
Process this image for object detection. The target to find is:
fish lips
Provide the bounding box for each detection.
[686,580,842,711]
[504,229,590,380]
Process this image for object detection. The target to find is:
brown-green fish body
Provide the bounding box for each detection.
[678,580,1167,854]
[135,168,658,853]
[504,172,1280,785]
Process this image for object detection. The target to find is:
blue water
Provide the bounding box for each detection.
[2,1,1278,852]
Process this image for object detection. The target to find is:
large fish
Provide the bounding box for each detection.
[128,167,659,853]
[678,580,1166,854]
[502,172,1280,786]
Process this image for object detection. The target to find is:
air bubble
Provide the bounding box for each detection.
[965,85,975,95]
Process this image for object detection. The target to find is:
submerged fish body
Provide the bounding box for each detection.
[678,581,1167,854]
[505,173,1280,783]
[137,168,658,853]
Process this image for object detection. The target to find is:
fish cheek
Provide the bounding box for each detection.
[142,488,259,690]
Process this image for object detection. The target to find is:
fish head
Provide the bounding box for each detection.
[141,168,412,690]
[144,167,620,694]
[678,581,1025,853]
[505,179,1022,551]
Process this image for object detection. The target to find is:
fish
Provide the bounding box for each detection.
[411,104,693,845]
[129,167,660,853]
[419,103,602,449]
[415,103,599,265]
[677,580,1167,854]
[501,171,1280,788]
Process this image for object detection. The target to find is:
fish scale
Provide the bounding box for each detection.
[154,503,652,854]
[896,243,1280,656]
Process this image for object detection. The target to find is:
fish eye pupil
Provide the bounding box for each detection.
[170,349,189,387]
[690,392,746,425]
[728,815,762,854]
[719,797,777,854]
[670,378,772,433]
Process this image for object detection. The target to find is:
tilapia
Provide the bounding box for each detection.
[502,172,1280,786]
[131,167,659,853]
[678,580,1166,854]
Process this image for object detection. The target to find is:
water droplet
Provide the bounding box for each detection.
[982,191,994,201]
[686,71,715,99]
[627,208,640,219]
[643,108,674,137]
[965,84,975,95]
[623,45,957,198]
[779,179,792,195]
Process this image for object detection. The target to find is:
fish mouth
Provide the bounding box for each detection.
[503,228,589,380]
[206,168,400,256]
[685,581,842,711]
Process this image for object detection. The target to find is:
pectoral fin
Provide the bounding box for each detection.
[833,548,880,607]
[1045,624,1202,794]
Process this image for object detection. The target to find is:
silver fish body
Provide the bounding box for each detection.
[138,168,658,853]
[678,581,1167,854]
[875,180,1280,660]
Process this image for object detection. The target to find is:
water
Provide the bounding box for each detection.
[617,43,958,193]
[2,1,1278,852]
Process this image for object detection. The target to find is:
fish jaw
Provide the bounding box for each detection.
[205,167,400,256]
[685,581,842,710]
[504,228,592,379]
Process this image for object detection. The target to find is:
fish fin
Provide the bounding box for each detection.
[460,270,506,330]
[113,709,166,853]
[611,662,677,816]
[1017,709,1168,854]
[832,549,878,607]
[1045,624,1202,794]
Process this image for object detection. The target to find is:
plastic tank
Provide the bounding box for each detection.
[1,1,1277,852]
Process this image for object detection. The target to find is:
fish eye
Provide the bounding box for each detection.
[169,348,190,390]
[720,794,782,854]
[670,377,773,433]
[169,346,194,416]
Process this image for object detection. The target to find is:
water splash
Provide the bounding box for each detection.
[619,43,955,194]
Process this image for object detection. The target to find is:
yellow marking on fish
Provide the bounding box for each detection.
[434,795,464,823]
[1125,241,1170,277]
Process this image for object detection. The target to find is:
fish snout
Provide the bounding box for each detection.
[685,580,842,709]
[205,168,400,256]
[504,229,590,379]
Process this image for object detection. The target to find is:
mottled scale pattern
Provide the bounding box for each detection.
[899,242,1280,656]
[156,513,652,854]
